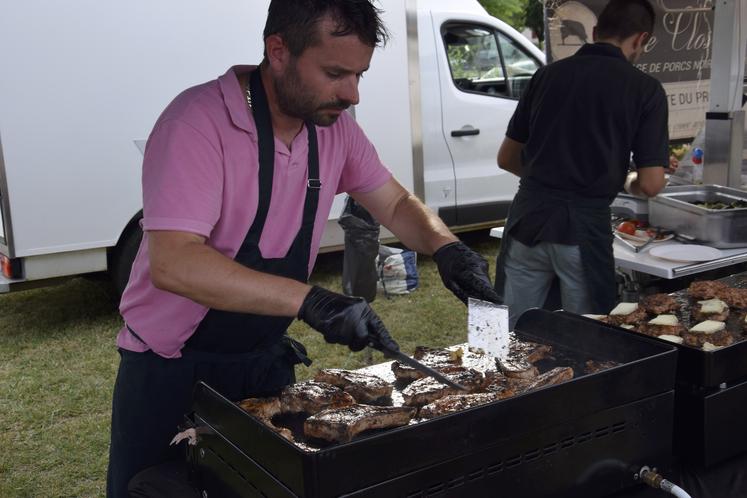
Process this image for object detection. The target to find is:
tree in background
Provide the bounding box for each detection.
[524,0,545,44]
[478,0,526,30]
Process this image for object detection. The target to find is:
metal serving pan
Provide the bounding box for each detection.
[186,309,676,498]
[612,192,649,222]
[649,185,747,248]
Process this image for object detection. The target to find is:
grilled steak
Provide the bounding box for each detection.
[419,392,509,419]
[237,397,293,441]
[391,346,462,383]
[691,298,730,322]
[482,370,511,391]
[640,293,679,314]
[583,360,619,375]
[509,340,552,364]
[497,356,539,379]
[688,280,729,300]
[638,314,684,337]
[238,397,281,419]
[608,306,648,326]
[682,329,734,348]
[720,287,747,309]
[280,381,355,415]
[401,368,484,407]
[526,367,574,391]
[304,404,416,443]
[642,324,685,337]
[314,369,392,404]
[493,337,550,379]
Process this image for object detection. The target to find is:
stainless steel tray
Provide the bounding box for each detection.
[649,185,747,248]
[611,192,649,221]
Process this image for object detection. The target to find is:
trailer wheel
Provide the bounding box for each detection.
[110,220,143,298]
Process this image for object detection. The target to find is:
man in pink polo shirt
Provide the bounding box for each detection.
[108,1,499,496]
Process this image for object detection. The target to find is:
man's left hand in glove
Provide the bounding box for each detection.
[433,241,500,304]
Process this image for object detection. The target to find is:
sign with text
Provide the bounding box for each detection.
[545,0,730,140]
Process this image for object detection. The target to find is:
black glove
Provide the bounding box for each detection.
[298,286,400,352]
[433,241,500,304]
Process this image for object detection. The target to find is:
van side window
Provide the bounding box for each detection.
[442,24,539,99]
[497,32,540,98]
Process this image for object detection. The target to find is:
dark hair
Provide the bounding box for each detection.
[596,0,656,41]
[263,0,389,57]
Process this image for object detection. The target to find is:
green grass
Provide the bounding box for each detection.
[0,231,499,497]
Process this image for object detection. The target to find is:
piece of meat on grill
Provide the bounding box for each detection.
[640,293,679,314]
[391,346,462,383]
[496,356,539,379]
[238,396,282,419]
[525,367,575,391]
[509,340,552,364]
[691,298,730,322]
[583,360,619,375]
[304,404,416,443]
[608,305,648,326]
[720,287,747,309]
[638,314,685,337]
[642,323,686,337]
[688,280,729,300]
[482,370,512,391]
[237,397,294,441]
[313,369,392,404]
[280,381,355,415]
[681,321,734,348]
[401,368,484,407]
[419,391,510,419]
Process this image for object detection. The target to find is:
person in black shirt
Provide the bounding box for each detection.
[494,0,669,327]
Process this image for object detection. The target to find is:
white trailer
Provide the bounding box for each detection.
[0,0,544,294]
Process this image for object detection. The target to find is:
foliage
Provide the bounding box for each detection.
[478,0,527,30]
[525,0,545,42]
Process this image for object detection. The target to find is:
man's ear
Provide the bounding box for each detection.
[265,34,290,69]
[632,32,649,52]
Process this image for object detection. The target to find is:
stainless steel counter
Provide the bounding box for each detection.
[490,226,747,279]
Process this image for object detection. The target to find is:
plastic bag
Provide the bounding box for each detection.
[376,245,419,296]
[338,197,380,302]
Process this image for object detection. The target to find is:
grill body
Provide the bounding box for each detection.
[187,309,677,498]
[566,270,747,467]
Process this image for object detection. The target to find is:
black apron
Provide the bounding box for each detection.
[494,181,617,314]
[107,67,317,498]
[185,67,319,356]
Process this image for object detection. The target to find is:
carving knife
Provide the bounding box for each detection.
[371,341,468,391]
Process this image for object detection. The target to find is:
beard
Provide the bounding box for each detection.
[273,60,350,126]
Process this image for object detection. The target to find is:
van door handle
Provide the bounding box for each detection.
[451,128,480,137]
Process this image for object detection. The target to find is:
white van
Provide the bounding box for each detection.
[0,0,544,294]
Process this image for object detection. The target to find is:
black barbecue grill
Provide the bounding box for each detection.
[186,308,677,498]
[564,270,747,467]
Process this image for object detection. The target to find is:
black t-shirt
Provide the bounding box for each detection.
[507,43,669,246]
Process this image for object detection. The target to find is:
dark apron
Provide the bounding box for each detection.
[107,67,317,498]
[494,181,617,314]
[184,66,319,356]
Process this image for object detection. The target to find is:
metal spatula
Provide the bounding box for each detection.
[467,298,510,361]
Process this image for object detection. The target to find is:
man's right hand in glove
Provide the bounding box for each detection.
[298,286,400,353]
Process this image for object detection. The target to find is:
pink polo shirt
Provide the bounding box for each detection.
[117,66,392,358]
